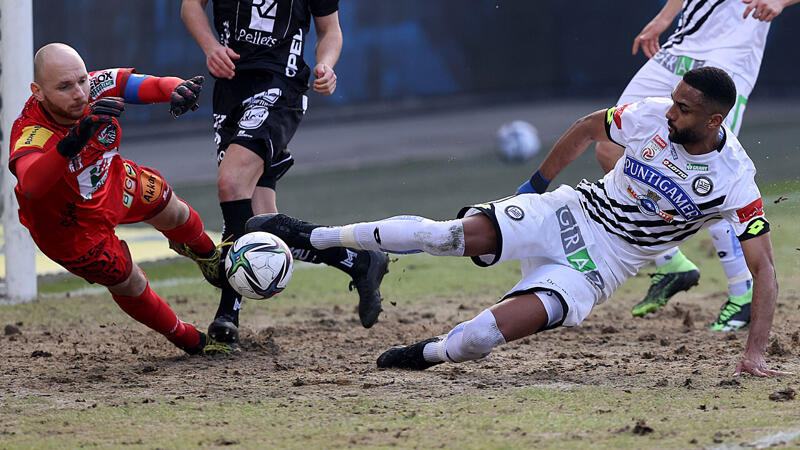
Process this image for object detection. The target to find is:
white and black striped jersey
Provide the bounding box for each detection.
[575,97,769,263]
[661,0,770,88]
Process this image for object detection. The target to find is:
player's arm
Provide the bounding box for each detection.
[117,72,204,118]
[743,0,800,22]
[312,11,342,95]
[632,0,683,58]
[735,232,791,376]
[518,109,609,194]
[13,99,124,198]
[181,0,239,79]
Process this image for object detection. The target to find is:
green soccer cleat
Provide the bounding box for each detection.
[631,270,701,316]
[709,287,752,331]
[169,240,224,288]
[632,250,700,317]
[184,331,240,356]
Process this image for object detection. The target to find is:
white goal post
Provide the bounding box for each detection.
[0,0,37,304]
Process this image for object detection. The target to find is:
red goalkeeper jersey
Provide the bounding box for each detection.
[8,68,156,256]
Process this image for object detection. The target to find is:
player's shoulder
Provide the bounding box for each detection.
[89,68,135,100]
[719,128,756,174]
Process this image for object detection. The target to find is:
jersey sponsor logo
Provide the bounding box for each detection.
[669,143,679,159]
[96,123,117,147]
[745,218,768,237]
[122,192,133,208]
[607,104,629,130]
[504,205,524,221]
[76,151,116,200]
[123,176,136,194]
[623,156,701,220]
[626,186,674,222]
[686,163,708,171]
[736,198,764,223]
[139,169,165,205]
[123,162,136,178]
[14,125,54,151]
[662,159,688,179]
[555,205,605,290]
[237,28,278,47]
[285,29,304,77]
[641,139,663,161]
[653,135,667,149]
[691,176,713,196]
[249,0,277,33]
[68,155,83,173]
[90,70,117,99]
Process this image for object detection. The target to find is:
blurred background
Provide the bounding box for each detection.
[25,0,800,232]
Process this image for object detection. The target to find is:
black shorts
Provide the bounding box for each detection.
[212,71,307,189]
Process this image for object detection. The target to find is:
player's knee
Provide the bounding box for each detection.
[444,310,506,362]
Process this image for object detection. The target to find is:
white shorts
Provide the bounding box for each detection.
[458,186,622,327]
[618,55,753,135]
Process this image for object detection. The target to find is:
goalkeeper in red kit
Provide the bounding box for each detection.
[8,43,232,356]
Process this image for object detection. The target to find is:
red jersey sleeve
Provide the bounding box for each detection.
[89,68,135,102]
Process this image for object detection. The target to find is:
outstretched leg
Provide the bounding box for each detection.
[376,290,561,370]
[246,212,497,258]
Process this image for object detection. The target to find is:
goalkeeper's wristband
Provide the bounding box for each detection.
[518,170,551,194]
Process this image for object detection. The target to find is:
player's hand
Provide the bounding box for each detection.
[89,97,126,118]
[56,109,118,159]
[734,352,793,377]
[313,63,337,96]
[206,44,240,79]
[170,76,204,118]
[743,0,784,22]
[632,18,670,58]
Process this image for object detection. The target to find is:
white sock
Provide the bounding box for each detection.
[654,247,679,267]
[310,216,466,256]
[708,221,752,296]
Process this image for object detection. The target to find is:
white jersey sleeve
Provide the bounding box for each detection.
[604,97,673,148]
[721,186,770,242]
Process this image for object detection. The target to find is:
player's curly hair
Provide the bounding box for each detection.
[682,66,737,116]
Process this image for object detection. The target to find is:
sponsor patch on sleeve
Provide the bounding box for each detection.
[738,217,769,241]
[14,125,54,151]
[736,198,764,223]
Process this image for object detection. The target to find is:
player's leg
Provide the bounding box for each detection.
[146,194,221,288]
[707,221,753,331]
[211,142,264,344]
[377,290,561,370]
[704,74,753,329]
[246,212,497,258]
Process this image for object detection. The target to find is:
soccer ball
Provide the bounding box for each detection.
[496,120,541,163]
[224,231,294,300]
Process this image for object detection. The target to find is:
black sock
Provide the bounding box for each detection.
[290,246,369,278]
[215,199,254,325]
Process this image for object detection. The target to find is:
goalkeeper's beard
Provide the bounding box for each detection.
[41,95,87,124]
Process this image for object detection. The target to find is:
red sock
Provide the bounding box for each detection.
[112,283,200,350]
[161,200,215,256]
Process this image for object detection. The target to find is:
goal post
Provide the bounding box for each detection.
[0,0,37,304]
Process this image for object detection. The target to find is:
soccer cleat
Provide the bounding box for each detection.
[709,287,752,331]
[350,250,390,328]
[169,240,224,288]
[377,337,443,370]
[631,269,701,316]
[208,314,240,348]
[184,331,238,356]
[245,213,318,249]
